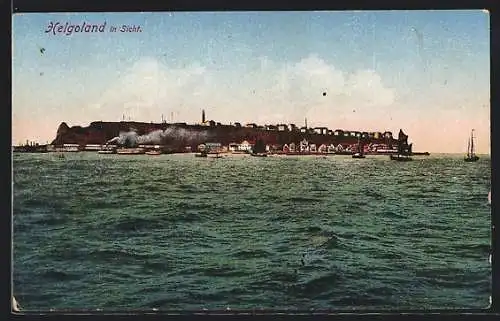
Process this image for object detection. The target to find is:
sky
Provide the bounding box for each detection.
[12,10,490,153]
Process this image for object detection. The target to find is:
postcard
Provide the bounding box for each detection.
[12,10,491,312]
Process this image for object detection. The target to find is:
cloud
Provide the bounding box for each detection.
[88,54,396,127]
[93,57,208,121]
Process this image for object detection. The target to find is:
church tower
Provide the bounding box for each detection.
[202,109,206,123]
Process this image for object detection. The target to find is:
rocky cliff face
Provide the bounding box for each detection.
[51,121,400,149]
[51,121,166,145]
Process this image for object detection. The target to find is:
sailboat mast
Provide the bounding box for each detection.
[467,137,471,157]
[471,129,475,156]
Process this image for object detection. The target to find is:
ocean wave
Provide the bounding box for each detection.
[381,210,407,219]
[44,245,83,260]
[287,196,324,203]
[87,248,154,262]
[112,217,161,231]
[254,269,300,290]
[296,271,343,298]
[375,248,404,261]
[330,293,391,308]
[39,270,82,281]
[305,226,323,233]
[141,260,172,273]
[231,248,272,259]
[457,242,490,254]
[30,216,68,226]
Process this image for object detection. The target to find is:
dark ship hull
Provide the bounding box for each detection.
[464,156,479,162]
[195,152,208,158]
[390,154,412,161]
[352,153,365,159]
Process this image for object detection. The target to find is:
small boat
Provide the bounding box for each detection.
[251,138,267,157]
[464,129,479,162]
[488,190,491,205]
[207,152,223,159]
[352,137,366,158]
[116,148,145,155]
[145,150,162,155]
[195,151,208,158]
[98,149,115,154]
[390,154,412,161]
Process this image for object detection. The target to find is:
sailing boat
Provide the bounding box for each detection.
[464,129,479,162]
[390,129,413,161]
[251,138,267,157]
[352,136,366,159]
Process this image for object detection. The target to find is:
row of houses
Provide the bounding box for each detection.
[198,110,393,139]
[200,120,394,140]
[49,140,395,154]
[198,139,396,154]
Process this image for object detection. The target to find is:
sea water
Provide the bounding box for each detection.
[12,152,491,311]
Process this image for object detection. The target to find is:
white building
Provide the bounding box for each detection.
[228,143,239,152]
[239,140,253,152]
[205,142,222,153]
[299,139,309,152]
[56,144,80,152]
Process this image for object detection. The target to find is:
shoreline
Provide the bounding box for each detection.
[11,150,437,157]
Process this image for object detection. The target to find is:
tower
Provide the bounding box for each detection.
[305,117,308,128]
[202,109,206,123]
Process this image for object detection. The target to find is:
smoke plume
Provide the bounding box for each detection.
[106,126,211,147]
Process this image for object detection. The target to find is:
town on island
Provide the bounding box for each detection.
[14,109,429,161]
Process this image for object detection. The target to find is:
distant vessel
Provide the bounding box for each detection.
[352,136,366,159]
[98,144,116,154]
[251,138,268,157]
[116,148,145,155]
[207,153,223,159]
[195,151,208,158]
[390,129,412,161]
[464,129,479,162]
[390,154,412,161]
[145,150,162,155]
[98,150,115,154]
